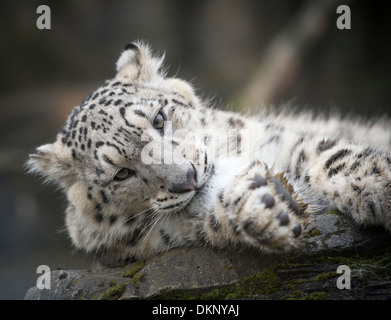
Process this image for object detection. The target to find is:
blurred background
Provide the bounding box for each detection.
[0,0,390,299]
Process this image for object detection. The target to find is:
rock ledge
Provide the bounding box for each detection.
[25,211,391,300]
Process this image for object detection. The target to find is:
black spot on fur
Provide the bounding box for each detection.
[160,229,172,246]
[172,99,188,108]
[328,163,346,177]
[95,212,104,223]
[124,216,135,226]
[233,195,242,206]
[103,155,115,165]
[106,141,122,155]
[295,150,307,179]
[96,168,104,176]
[227,117,245,128]
[241,218,256,237]
[95,203,102,212]
[71,120,79,129]
[161,201,186,210]
[194,226,208,244]
[357,147,373,159]
[367,201,376,217]
[100,190,109,203]
[134,110,147,118]
[119,107,134,127]
[351,184,363,195]
[325,149,352,170]
[109,215,117,225]
[350,161,360,171]
[290,137,304,155]
[228,219,240,236]
[126,227,142,246]
[96,141,104,148]
[372,164,380,175]
[316,139,337,154]
[217,189,224,203]
[209,214,221,232]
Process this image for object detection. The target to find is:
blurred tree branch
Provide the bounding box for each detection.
[235,0,349,110]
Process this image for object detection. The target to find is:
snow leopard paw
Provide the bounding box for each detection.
[222,161,308,253]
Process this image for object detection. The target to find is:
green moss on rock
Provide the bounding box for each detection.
[98,282,126,300]
[131,271,146,283]
[314,272,338,282]
[121,260,145,279]
[241,270,281,296]
[307,228,322,237]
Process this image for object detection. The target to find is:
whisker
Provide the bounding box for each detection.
[140,211,167,247]
[137,210,159,239]
[122,206,155,225]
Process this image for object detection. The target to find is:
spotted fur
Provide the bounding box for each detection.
[28,42,391,265]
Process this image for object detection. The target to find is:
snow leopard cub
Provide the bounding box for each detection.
[28,42,391,265]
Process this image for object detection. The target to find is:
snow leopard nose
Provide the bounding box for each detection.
[169,166,197,194]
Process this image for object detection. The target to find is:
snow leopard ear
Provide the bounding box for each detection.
[115,41,165,82]
[27,140,76,189]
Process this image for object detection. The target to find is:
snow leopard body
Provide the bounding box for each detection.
[28,42,391,265]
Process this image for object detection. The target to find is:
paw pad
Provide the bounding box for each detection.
[249,175,267,189]
[277,211,289,226]
[261,193,275,209]
[292,223,302,238]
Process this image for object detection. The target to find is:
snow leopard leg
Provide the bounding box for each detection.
[289,136,391,232]
[201,161,308,253]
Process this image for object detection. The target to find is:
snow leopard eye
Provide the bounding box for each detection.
[153,110,166,132]
[114,168,133,181]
